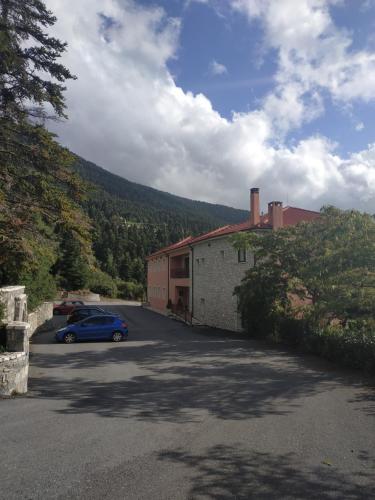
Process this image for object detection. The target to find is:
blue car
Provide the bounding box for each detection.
[55,315,128,343]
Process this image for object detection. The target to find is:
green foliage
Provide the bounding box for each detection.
[0,0,76,121]
[76,156,247,288]
[54,232,90,291]
[0,0,89,308]
[276,319,375,373]
[117,280,145,301]
[234,207,375,372]
[87,269,117,298]
[20,241,57,311]
[235,255,289,336]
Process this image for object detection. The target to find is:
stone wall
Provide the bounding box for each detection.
[0,286,52,397]
[192,236,254,332]
[0,351,29,397]
[0,286,27,323]
[27,301,53,337]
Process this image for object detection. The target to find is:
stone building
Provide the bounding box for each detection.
[146,188,320,332]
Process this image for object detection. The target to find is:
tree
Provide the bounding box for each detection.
[55,233,89,291]
[0,0,93,307]
[0,0,76,122]
[233,207,375,332]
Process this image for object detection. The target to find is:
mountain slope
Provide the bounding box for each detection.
[73,156,249,228]
[71,156,249,289]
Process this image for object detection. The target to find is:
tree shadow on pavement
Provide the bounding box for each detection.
[28,337,372,422]
[28,305,375,421]
[158,445,374,499]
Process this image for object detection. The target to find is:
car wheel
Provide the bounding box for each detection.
[63,332,77,344]
[112,331,123,342]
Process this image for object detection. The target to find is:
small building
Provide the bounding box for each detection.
[146,189,320,331]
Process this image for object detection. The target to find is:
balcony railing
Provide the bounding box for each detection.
[170,268,189,279]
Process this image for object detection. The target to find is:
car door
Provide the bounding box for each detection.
[91,316,115,340]
[78,316,110,341]
[100,316,116,339]
[76,316,101,340]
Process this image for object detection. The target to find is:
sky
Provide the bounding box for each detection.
[45,0,375,212]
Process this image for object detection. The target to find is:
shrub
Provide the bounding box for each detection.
[87,270,117,298]
[117,280,144,301]
[275,317,375,372]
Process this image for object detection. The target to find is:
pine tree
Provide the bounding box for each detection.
[0,0,76,122]
[56,235,89,291]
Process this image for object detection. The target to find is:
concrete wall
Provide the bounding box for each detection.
[27,301,53,337]
[0,351,29,397]
[192,236,254,332]
[67,292,100,302]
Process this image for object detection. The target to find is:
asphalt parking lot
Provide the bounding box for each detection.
[1,304,375,499]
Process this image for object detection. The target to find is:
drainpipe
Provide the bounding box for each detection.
[189,244,194,320]
[167,253,170,305]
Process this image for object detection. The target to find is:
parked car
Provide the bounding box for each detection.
[55,315,128,343]
[67,306,109,324]
[53,300,84,315]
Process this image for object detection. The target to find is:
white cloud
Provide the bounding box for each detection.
[45,0,375,213]
[355,122,365,131]
[209,59,228,76]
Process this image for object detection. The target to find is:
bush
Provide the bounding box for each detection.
[23,267,57,312]
[87,270,117,298]
[274,317,375,372]
[117,280,144,301]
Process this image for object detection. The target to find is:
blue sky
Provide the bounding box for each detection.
[148,0,375,155]
[46,0,375,212]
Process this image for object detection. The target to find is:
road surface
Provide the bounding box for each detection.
[1,304,375,499]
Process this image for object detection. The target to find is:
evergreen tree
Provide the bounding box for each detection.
[0,0,76,122]
[56,234,89,291]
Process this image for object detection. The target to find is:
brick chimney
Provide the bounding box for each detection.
[268,201,283,230]
[250,188,260,226]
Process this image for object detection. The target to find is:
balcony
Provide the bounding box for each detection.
[170,268,189,279]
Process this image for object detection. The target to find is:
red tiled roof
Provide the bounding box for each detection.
[147,206,320,258]
[147,236,194,259]
[282,206,321,226]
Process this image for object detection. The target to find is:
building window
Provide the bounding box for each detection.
[196,258,199,265]
[201,258,205,265]
[220,250,225,259]
[238,248,246,263]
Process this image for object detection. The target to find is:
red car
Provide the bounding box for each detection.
[53,300,84,315]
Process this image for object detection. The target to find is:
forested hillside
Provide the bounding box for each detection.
[1,148,248,307]
[74,156,248,228]
[71,156,248,294]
